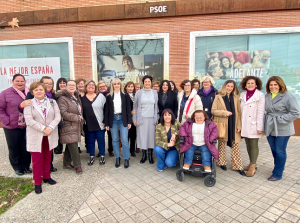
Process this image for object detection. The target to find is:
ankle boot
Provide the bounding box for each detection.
[115,157,121,168]
[124,159,129,168]
[244,163,257,171]
[246,164,256,177]
[140,150,147,164]
[148,149,154,164]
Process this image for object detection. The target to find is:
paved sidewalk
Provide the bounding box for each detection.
[0,128,300,222]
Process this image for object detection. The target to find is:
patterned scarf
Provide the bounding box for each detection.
[35,96,48,122]
[13,86,30,127]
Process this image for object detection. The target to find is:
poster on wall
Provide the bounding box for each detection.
[197,50,270,92]
[97,54,164,86]
[0,57,61,92]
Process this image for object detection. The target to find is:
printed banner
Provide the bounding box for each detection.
[97,54,164,86]
[0,57,61,92]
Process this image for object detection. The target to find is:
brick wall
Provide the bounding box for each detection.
[1,9,300,88]
[1,0,176,13]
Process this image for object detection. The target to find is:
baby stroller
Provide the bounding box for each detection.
[176,137,217,187]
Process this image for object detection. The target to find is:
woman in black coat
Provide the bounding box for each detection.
[158,80,178,119]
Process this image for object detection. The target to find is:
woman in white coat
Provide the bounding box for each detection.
[24,82,61,194]
[239,76,265,177]
[177,80,203,124]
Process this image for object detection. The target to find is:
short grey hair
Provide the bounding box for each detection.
[200,75,215,86]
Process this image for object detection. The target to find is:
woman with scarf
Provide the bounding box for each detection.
[211,80,245,176]
[0,74,32,176]
[19,76,58,172]
[24,82,61,194]
[124,81,137,157]
[197,76,218,120]
[239,76,265,177]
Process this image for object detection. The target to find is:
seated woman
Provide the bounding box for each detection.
[24,82,61,194]
[154,109,181,172]
[179,110,219,172]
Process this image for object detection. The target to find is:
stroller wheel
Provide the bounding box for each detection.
[176,169,184,182]
[204,175,216,187]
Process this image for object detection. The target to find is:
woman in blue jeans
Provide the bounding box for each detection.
[104,78,132,168]
[264,76,299,181]
[179,110,219,172]
[154,109,181,171]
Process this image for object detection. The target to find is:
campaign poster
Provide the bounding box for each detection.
[197,50,270,92]
[0,57,61,92]
[97,54,164,86]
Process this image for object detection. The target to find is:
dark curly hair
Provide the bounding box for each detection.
[160,109,176,126]
[142,75,153,84]
[240,76,262,91]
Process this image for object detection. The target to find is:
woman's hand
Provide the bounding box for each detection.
[236,129,241,133]
[20,100,32,108]
[170,134,176,142]
[106,126,110,131]
[127,124,131,130]
[227,111,232,116]
[184,114,189,119]
[168,141,175,147]
[131,110,136,115]
[79,115,82,121]
[133,121,137,126]
[257,130,263,135]
[43,127,52,136]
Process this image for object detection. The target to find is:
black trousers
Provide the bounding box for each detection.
[107,130,113,152]
[128,125,136,153]
[3,128,31,171]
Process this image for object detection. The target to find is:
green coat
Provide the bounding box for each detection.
[155,120,182,151]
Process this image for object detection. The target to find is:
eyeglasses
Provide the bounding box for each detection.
[203,81,211,84]
[44,83,53,86]
[99,86,106,88]
[184,85,191,87]
[88,84,95,87]
[67,84,76,87]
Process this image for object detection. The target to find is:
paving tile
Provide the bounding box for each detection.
[188,216,205,223]
[94,209,111,220]
[124,205,139,216]
[168,203,184,214]
[276,217,293,223]
[70,219,84,223]
[78,207,93,218]
[135,201,150,211]
[286,207,300,218]
[159,208,175,219]
[235,214,253,223]
[168,215,186,223]
[144,197,158,206]
[107,204,122,214]
[119,217,135,223]
[152,202,167,212]
[161,198,176,207]
[113,210,129,221]
[177,209,194,221]
[266,206,284,216]
[82,213,98,223]
[101,215,117,223]
[149,213,167,222]
[255,216,276,223]
[131,212,147,222]
[69,213,81,223]
[262,211,280,221]
[143,207,158,218]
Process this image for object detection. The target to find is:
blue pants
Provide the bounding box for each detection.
[154,146,178,171]
[110,114,130,159]
[267,135,290,179]
[86,129,105,157]
[184,144,212,166]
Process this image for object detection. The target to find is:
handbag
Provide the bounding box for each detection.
[216,122,226,139]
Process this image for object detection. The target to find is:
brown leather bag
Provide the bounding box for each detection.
[216,122,226,139]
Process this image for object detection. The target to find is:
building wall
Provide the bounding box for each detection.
[1,0,176,13]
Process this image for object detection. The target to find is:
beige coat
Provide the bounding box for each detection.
[211,94,242,143]
[24,98,61,152]
[177,89,203,124]
[240,90,265,138]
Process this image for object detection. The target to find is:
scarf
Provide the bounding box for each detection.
[271,90,279,99]
[46,91,53,99]
[179,93,189,123]
[13,86,30,100]
[128,92,134,102]
[35,96,48,122]
[223,94,235,147]
[203,87,212,96]
[246,88,256,101]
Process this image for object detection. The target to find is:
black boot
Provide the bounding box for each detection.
[124,159,129,168]
[140,150,147,164]
[35,185,42,194]
[115,157,121,168]
[148,149,154,164]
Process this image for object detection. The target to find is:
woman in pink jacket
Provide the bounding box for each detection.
[24,82,61,194]
[239,76,265,177]
[179,110,219,172]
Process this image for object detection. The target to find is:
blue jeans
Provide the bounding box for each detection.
[110,114,130,159]
[184,144,212,166]
[267,135,290,179]
[154,146,178,171]
[86,130,105,157]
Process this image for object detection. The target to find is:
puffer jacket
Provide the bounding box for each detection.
[57,90,83,144]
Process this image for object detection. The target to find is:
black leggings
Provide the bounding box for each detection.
[128,125,136,153]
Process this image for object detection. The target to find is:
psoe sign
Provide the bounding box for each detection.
[150,6,167,13]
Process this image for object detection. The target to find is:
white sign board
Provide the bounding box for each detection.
[0,57,61,92]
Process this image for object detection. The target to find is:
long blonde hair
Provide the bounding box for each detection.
[109,78,124,96]
[218,80,239,96]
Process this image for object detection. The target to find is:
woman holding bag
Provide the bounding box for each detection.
[211,80,245,176]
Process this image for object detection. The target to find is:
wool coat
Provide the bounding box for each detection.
[24,98,61,152]
[179,120,219,160]
[57,90,83,144]
[211,94,242,143]
[177,89,203,124]
[264,92,300,137]
[158,91,178,118]
[0,87,26,129]
[239,90,265,138]
[155,120,182,152]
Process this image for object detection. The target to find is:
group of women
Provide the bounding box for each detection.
[0,73,299,194]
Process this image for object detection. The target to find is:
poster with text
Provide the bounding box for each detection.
[97,54,164,86]
[0,57,61,92]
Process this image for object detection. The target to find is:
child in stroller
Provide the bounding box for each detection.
[177,110,219,187]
